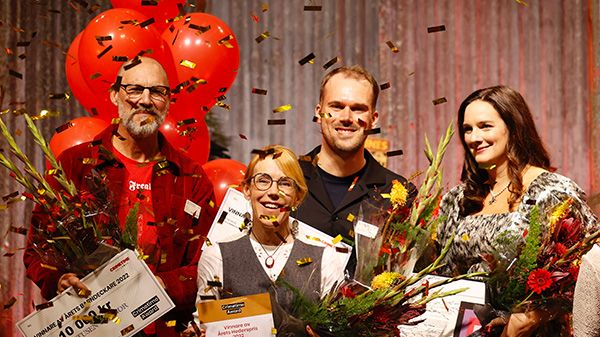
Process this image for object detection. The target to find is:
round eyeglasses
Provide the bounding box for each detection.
[251,173,297,194]
[119,84,170,102]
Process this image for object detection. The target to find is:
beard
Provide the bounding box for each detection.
[321,123,368,157]
[118,102,165,138]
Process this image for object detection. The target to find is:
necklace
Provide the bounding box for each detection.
[489,183,510,205]
[253,234,286,268]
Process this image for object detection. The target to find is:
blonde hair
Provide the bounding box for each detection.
[243,145,308,204]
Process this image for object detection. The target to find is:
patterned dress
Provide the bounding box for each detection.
[437,171,597,276]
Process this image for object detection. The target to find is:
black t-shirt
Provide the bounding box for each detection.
[317,164,367,209]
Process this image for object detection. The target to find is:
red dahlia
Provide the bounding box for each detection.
[527,268,553,294]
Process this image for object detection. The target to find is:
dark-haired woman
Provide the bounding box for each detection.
[437,85,597,337]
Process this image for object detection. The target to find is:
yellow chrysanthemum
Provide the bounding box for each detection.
[371,271,405,290]
[390,180,408,207]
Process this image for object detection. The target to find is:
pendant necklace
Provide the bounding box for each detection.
[489,183,510,205]
[254,234,286,268]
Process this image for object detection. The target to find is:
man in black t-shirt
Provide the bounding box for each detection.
[294,65,416,276]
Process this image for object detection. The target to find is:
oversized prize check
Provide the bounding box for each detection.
[17,249,175,337]
[203,187,352,258]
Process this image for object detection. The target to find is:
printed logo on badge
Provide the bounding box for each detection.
[184,200,202,219]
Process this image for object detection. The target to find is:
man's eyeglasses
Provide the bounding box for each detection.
[119,84,170,102]
[250,173,297,194]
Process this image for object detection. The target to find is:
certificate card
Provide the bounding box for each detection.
[17,249,175,337]
[203,188,352,258]
[398,275,486,337]
[198,293,275,337]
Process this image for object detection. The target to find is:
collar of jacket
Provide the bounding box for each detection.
[89,124,186,176]
[300,145,390,212]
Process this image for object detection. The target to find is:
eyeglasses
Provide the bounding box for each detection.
[250,173,297,194]
[119,84,170,102]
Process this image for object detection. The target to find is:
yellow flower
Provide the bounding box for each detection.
[371,271,405,289]
[549,198,573,225]
[390,180,408,207]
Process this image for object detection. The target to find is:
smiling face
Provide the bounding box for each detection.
[316,73,379,156]
[243,157,299,233]
[462,100,510,168]
[110,57,169,138]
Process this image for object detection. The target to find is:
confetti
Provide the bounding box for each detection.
[77,288,91,297]
[427,25,446,33]
[250,13,259,23]
[380,82,391,90]
[432,97,447,105]
[123,57,142,70]
[332,235,343,245]
[346,213,355,222]
[348,176,359,191]
[2,297,17,310]
[252,88,267,95]
[35,301,54,311]
[386,149,403,157]
[16,41,31,47]
[323,56,340,70]
[199,295,216,301]
[273,104,292,113]
[461,233,470,241]
[514,0,528,5]
[179,59,196,69]
[3,191,19,201]
[251,148,275,158]
[298,52,316,65]
[364,127,381,135]
[95,35,112,45]
[207,280,222,287]
[166,321,177,327]
[176,118,196,127]
[112,56,128,62]
[217,212,228,224]
[121,325,134,336]
[304,5,322,11]
[386,41,399,53]
[9,70,23,79]
[97,45,113,59]
[335,246,349,253]
[189,24,211,33]
[48,93,70,100]
[261,3,269,12]
[217,35,234,48]
[255,31,270,44]
[296,257,313,266]
[139,17,155,28]
[55,122,74,133]
[267,119,286,125]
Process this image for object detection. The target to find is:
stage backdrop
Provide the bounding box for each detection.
[0,1,599,336]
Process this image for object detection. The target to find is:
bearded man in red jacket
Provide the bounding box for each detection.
[24,57,217,337]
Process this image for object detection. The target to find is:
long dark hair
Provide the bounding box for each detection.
[457,85,551,216]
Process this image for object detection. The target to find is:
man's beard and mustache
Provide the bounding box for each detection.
[118,104,165,138]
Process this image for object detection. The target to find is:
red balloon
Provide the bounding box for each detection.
[78,9,175,96]
[202,159,247,207]
[160,115,210,165]
[110,0,185,32]
[49,117,109,158]
[162,12,240,114]
[66,32,117,122]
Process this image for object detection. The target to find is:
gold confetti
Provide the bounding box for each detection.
[298,52,316,65]
[77,288,91,297]
[179,60,196,69]
[217,35,234,48]
[323,56,340,70]
[261,3,269,12]
[381,193,391,199]
[346,213,355,222]
[40,263,58,271]
[296,257,313,266]
[273,104,292,113]
[255,31,270,44]
[514,0,528,5]
[348,176,359,191]
[272,328,278,335]
[427,25,446,33]
[121,325,135,336]
[432,97,447,105]
[160,251,168,264]
[386,41,399,53]
[332,234,343,245]
[166,320,177,327]
[461,233,470,241]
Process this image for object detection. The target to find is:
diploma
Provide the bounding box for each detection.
[198,293,275,337]
[17,249,175,337]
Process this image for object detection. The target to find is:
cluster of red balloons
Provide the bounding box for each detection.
[54,1,246,206]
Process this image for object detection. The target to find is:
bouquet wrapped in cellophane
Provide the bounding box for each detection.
[284,123,485,336]
[0,114,137,276]
[479,198,600,336]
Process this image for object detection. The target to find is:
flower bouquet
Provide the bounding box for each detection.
[480,198,600,336]
[0,114,137,276]
[284,123,486,336]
